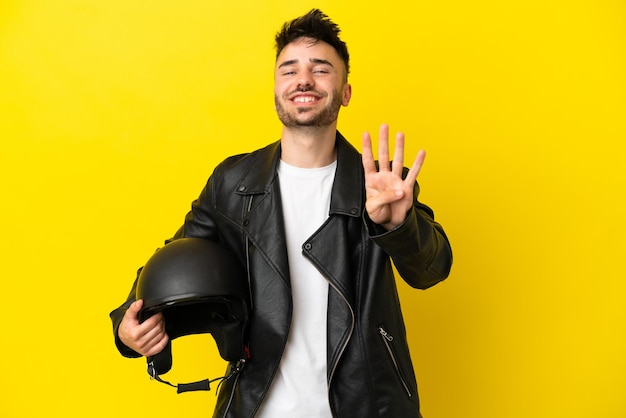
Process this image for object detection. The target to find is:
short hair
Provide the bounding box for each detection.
[275,9,350,79]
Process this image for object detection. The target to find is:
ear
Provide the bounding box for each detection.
[341,83,352,106]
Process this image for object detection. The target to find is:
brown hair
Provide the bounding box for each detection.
[275,9,350,79]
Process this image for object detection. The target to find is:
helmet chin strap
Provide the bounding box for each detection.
[147,357,248,394]
[146,346,250,394]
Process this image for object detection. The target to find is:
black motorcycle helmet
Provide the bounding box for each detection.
[136,237,250,392]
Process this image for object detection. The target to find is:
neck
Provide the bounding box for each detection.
[280,124,337,168]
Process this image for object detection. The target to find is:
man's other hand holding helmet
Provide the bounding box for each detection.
[118,299,169,357]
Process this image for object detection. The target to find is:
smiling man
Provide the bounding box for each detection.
[274,38,351,130]
[274,34,352,169]
[110,9,452,418]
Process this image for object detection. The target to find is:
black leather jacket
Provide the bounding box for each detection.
[110,132,452,417]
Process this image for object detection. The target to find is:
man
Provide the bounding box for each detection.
[110,9,452,417]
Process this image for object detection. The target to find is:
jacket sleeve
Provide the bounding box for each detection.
[109,170,221,357]
[366,180,452,289]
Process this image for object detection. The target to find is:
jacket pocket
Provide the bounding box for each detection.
[378,326,413,398]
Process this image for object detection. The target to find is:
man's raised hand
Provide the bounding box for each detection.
[362,124,425,230]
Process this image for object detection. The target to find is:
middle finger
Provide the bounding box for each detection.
[378,124,390,171]
[392,131,405,177]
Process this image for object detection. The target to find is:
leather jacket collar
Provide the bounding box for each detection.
[234,131,364,219]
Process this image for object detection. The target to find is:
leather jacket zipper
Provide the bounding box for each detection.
[303,218,356,392]
[244,195,254,311]
[221,195,253,418]
[378,326,413,398]
[327,281,355,386]
[326,279,355,418]
[221,362,244,418]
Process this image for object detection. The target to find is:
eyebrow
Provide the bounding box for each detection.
[278,58,335,69]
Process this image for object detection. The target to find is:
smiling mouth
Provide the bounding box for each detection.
[292,95,319,104]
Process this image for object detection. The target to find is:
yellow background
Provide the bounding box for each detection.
[1,0,625,416]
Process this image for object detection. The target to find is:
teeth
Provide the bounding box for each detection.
[293,96,317,103]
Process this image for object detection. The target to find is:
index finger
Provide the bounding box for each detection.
[404,149,426,185]
[361,131,377,174]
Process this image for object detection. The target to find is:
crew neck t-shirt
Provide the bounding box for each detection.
[255,159,337,417]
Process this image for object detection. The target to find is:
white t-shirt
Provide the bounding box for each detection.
[256,159,337,417]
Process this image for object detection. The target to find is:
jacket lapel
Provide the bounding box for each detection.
[303,134,365,376]
[232,134,366,294]
[319,133,365,304]
[235,141,291,288]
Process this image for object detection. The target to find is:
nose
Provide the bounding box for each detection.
[296,72,315,91]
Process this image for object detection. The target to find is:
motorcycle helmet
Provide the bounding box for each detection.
[136,237,250,392]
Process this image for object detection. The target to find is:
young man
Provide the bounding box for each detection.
[110,9,452,417]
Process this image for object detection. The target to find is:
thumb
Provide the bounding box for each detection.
[127,299,143,320]
[373,189,406,206]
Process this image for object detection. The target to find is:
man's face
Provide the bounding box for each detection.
[274,37,351,128]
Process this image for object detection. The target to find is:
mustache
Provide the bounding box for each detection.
[286,84,326,97]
